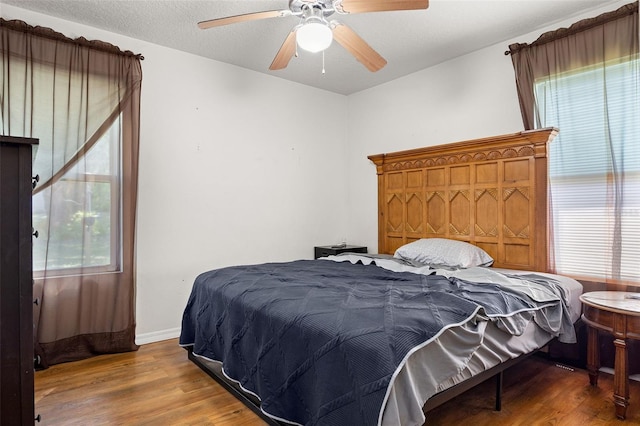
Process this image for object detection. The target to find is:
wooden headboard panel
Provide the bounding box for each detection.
[368,128,558,272]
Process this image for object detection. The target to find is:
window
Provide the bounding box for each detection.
[2,53,127,278]
[535,58,640,283]
[32,121,121,275]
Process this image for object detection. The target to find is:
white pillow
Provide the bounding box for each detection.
[393,238,493,268]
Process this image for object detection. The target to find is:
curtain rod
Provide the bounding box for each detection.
[0,18,144,60]
[505,1,638,56]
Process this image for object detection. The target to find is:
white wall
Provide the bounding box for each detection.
[345,0,633,254]
[135,45,349,342]
[2,5,349,344]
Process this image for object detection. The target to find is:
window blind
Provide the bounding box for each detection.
[535,58,640,282]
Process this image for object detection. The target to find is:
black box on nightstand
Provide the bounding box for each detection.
[314,245,368,259]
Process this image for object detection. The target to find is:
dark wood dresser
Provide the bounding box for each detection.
[0,135,39,425]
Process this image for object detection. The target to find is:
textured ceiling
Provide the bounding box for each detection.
[2,0,620,94]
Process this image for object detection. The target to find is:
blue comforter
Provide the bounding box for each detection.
[179,259,565,425]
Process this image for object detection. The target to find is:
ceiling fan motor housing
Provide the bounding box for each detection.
[290,0,337,19]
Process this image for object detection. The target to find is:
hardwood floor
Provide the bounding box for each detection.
[35,339,265,425]
[425,356,640,426]
[35,338,640,425]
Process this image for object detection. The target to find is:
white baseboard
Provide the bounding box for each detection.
[135,327,181,346]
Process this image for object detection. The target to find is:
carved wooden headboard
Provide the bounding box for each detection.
[368,128,558,272]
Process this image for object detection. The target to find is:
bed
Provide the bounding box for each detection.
[179,128,583,425]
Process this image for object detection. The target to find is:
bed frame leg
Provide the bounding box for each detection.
[495,371,503,411]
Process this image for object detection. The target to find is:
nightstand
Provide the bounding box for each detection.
[580,291,640,420]
[314,245,367,259]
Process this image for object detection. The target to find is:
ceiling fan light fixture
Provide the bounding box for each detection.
[296,22,333,53]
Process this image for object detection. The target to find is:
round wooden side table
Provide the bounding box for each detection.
[580,291,640,420]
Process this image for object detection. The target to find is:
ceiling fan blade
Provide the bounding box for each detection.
[198,10,291,29]
[332,23,387,72]
[338,0,429,13]
[269,29,298,71]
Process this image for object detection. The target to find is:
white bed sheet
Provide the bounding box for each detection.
[491,267,583,323]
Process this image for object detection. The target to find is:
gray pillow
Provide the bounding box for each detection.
[393,238,493,268]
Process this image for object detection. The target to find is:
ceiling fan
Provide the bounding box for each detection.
[198,0,429,72]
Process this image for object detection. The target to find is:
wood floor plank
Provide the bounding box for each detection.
[35,339,639,425]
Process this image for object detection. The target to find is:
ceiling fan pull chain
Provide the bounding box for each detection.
[322,50,326,74]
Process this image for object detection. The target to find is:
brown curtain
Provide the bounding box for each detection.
[507,2,638,283]
[0,19,143,366]
[508,2,638,130]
